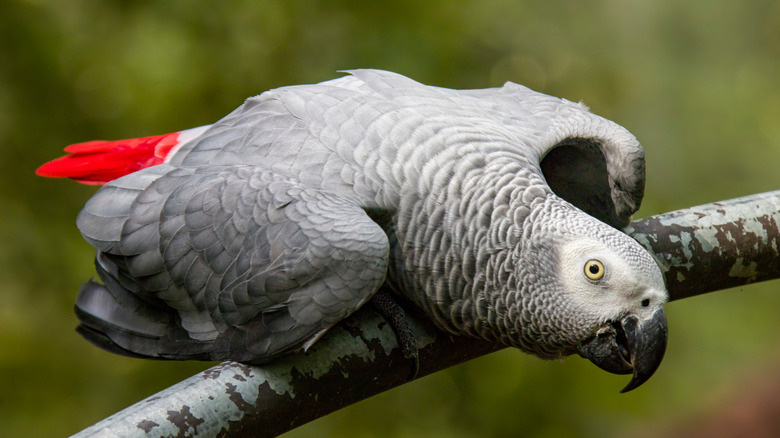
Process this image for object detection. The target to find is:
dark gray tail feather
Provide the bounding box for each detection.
[75,279,212,361]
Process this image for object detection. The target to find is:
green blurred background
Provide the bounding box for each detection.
[2,1,780,436]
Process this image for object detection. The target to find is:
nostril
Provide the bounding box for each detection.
[641,299,650,308]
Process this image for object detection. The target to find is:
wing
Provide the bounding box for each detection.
[457,81,646,229]
[75,164,389,362]
[540,135,645,229]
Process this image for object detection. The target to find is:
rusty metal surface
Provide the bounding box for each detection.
[71,307,500,438]
[71,191,780,438]
[625,190,780,301]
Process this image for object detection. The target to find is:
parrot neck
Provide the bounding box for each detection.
[387,155,561,346]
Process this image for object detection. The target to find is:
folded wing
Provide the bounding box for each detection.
[75,164,390,362]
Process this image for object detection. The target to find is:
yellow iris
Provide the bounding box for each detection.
[584,260,605,280]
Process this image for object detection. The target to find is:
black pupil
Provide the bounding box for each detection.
[589,264,600,274]
[641,299,650,307]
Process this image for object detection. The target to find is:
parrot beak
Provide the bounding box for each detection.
[577,308,667,393]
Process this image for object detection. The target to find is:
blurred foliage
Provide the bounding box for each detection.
[1,0,780,437]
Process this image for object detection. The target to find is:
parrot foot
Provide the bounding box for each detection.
[370,289,420,379]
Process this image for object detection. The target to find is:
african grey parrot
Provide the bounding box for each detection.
[37,69,668,392]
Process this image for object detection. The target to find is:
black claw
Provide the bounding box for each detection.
[407,351,420,380]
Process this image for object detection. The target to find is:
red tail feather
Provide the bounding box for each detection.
[36,132,181,185]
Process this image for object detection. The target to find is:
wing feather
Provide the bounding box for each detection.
[75,164,389,362]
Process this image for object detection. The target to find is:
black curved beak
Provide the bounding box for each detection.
[578,308,668,393]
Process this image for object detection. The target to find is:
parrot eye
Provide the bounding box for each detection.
[584,260,605,280]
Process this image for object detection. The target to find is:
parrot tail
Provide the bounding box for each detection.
[36,126,208,185]
[75,276,211,361]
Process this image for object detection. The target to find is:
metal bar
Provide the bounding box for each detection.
[71,190,780,438]
[624,190,780,301]
[73,310,502,438]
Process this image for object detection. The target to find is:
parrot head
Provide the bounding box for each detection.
[560,232,667,392]
[516,203,668,392]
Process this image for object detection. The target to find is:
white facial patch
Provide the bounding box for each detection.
[557,237,667,324]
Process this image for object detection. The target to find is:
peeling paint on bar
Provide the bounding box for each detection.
[71,304,470,438]
[71,191,780,438]
[625,190,780,301]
